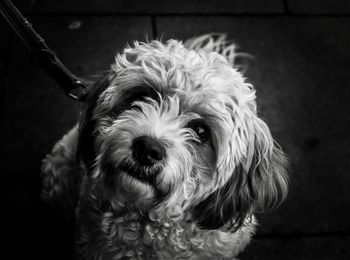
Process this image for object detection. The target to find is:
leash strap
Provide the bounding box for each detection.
[0,0,88,101]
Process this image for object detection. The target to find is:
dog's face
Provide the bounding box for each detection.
[79,38,288,231]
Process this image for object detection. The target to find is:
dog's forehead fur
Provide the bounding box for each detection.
[100,39,256,112]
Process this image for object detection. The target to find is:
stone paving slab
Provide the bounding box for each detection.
[288,0,350,14]
[240,235,350,260]
[14,0,284,14]
[0,16,151,259]
[157,16,350,235]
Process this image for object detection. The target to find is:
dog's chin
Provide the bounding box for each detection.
[112,159,168,209]
[117,172,156,206]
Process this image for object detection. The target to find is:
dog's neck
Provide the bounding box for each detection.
[77,173,254,259]
[77,194,253,260]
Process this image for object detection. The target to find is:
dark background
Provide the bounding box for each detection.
[1,0,350,259]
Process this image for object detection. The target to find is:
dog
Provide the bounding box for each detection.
[41,34,288,259]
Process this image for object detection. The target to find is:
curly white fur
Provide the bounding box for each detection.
[41,34,288,259]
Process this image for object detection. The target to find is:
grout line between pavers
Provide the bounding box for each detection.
[282,0,290,14]
[19,12,350,18]
[151,15,158,40]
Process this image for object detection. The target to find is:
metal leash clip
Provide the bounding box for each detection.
[0,0,89,102]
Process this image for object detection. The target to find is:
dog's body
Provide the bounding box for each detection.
[41,34,288,259]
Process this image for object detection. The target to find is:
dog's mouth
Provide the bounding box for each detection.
[119,158,163,187]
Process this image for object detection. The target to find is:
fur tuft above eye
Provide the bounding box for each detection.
[110,86,160,117]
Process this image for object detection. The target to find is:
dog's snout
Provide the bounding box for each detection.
[132,136,166,165]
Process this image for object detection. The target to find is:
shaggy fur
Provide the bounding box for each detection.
[41,34,288,259]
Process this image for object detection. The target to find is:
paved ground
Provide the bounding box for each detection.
[1,0,350,259]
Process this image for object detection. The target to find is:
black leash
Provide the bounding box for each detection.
[0,0,88,101]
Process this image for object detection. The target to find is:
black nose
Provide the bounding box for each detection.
[132,136,166,166]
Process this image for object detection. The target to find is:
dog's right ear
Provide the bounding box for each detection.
[192,116,288,232]
[77,72,113,169]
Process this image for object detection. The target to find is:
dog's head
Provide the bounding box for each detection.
[78,36,288,231]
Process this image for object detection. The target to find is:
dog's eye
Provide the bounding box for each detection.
[187,120,211,143]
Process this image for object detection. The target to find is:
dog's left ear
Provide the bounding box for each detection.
[77,72,113,169]
[193,116,288,231]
